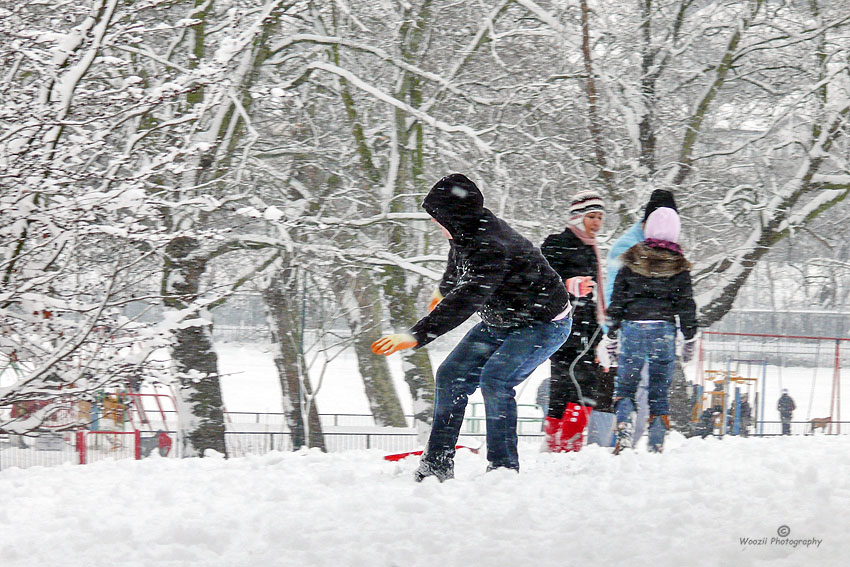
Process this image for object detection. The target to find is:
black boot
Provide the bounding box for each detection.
[414,452,454,482]
[485,463,519,474]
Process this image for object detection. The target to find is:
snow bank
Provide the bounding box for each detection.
[1,434,847,567]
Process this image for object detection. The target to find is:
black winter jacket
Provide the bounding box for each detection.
[777,394,796,417]
[541,228,599,335]
[409,174,570,347]
[607,242,698,340]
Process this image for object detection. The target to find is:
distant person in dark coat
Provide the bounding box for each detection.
[739,394,752,437]
[695,407,718,438]
[777,389,796,435]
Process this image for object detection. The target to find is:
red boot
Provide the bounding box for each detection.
[560,403,593,452]
[542,417,562,452]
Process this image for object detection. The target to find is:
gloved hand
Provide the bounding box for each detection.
[598,334,618,370]
[605,334,619,366]
[428,287,443,313]
[371,333,417,356]
[565,276,595,298]
[681,338,696,364]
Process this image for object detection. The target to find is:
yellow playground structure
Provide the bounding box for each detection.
[693,365,761,437]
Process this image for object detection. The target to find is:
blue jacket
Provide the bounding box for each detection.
[604,222,644,306]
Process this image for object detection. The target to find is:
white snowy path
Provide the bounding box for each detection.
[1,434,847,567]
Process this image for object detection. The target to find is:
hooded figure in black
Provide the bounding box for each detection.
[372,173,572,480]
[411,174,571,342]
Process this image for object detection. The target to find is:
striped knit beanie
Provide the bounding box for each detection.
[568,191,605,227]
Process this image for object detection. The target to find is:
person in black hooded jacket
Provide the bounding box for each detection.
[372,173,575,481]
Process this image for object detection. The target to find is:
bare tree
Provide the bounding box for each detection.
[518,0,850,323]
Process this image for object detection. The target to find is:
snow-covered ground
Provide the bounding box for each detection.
[1,434,847,567]
[3,335,850,566]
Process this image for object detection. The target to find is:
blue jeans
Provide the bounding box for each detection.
[614,321,676,420]
[425,318,571,470]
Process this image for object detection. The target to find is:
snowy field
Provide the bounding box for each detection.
[3,332,850,566]
[1,434,847,567]
[217,330,849,423]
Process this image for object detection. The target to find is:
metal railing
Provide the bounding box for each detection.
[4,417,847,471]
[223,404,546,432]
[738,420,850,437]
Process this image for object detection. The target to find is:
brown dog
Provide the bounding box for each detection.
[809,417,831,434]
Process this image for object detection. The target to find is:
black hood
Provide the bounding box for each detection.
[422,173,485,239]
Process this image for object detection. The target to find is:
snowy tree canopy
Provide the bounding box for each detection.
[2,0,849,440]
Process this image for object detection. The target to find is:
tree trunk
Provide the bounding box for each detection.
[381,264,435,437]
[386,8,438,436]
[262,270,325,451]
[637,0,657,176]
[163,236,227,457]
[579,0,615,192]
[335,270,407,427]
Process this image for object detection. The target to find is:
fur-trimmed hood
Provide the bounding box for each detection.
[622,242,691,278]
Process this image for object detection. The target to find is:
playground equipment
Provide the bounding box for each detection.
[3,378,178,463]
[76,384,177,463]
[693,363,762,437]
[85,382,177,432]
[697,331,845,435]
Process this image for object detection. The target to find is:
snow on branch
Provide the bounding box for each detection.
[732,13,850,62]
[777,189,849,234]
[292,243,444,280]
[368,251,443,280]
[112,44,192,74]
[693,103,850,324]
[514,0,565,34]
[0,266,119,399]
[268,34,486,103]
[212,0,292,66]
[281,61,493,154]
[421,0,517,113]
[811,174,850,186]
[25,0,120,162]
[314,211,431,227]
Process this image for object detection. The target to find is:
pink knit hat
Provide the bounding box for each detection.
[644,207,681,243]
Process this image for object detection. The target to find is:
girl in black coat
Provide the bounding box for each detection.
[607,207,697,453]
[540,191,607,452]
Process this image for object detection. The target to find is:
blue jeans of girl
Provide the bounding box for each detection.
[424,318,571,471]
[614,321,676,422]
